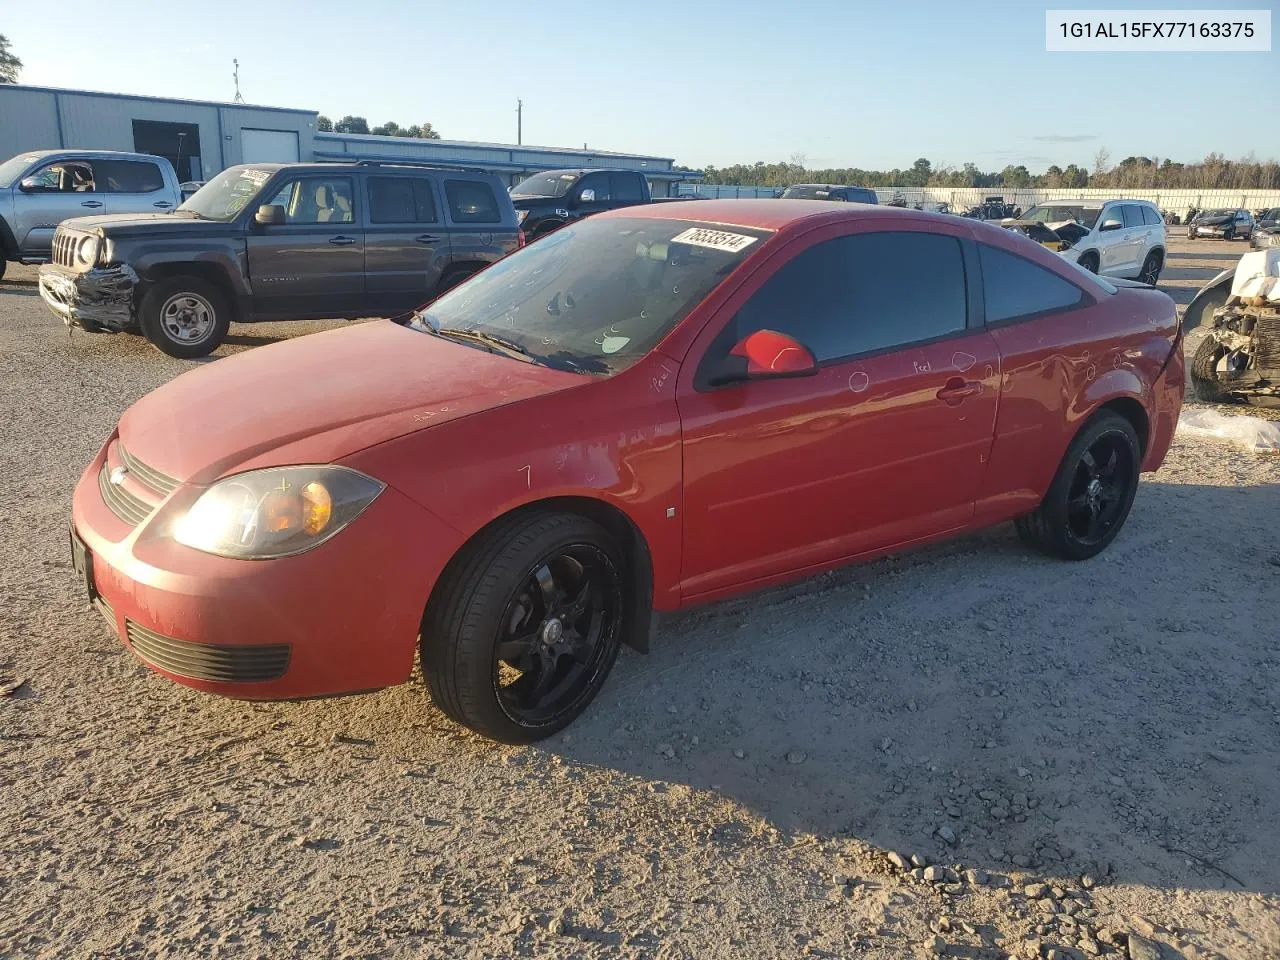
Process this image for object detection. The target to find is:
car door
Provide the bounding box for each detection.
[93,158,175,216]
[675,222,1001,599]
[363,174,450,312]
[245,174,365,318]
[1094,203,1130,275]
[973,240,1104,517]
[1237,210,1253,238]
[12,158,106,257]
[1117,204,1149,273]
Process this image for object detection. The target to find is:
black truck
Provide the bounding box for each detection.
[37,160,520,358]
[509,168,659,240]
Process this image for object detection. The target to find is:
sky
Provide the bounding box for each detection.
[4,0,1277,174]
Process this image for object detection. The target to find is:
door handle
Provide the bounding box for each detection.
[936,377,981,404]
[414,234,441,244]
[328,236,357,246]
[153,201,172,208]
[80,200,103,208]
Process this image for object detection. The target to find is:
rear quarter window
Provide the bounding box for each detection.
[1141,205,1162,226]
[445,180,501,224]
[979,244,1087,324]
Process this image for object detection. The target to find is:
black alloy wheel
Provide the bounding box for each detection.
[1063,434,1135,549]
[493,544,622,728]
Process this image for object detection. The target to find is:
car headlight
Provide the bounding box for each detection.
[74,235,100,267]
[516,210,528,224]
[172,465,385,559]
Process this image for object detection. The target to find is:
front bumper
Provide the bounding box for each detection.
[38,263,138,332]
[71,437,465,700]
[1143,333,1186,474]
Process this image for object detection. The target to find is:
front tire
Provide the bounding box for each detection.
[1015,412,1141,561]
[1077,251,1100,274]
[138,276,230,359]
[1190,337,1231,403]
[422,512,627,743]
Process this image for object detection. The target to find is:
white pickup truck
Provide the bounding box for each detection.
[0,149,182,281]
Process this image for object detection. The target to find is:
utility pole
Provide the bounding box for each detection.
[516,99,522,145]
[233,59,244,103]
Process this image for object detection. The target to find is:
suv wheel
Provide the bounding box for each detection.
[1077,251,1100,274]
[1223,228,1235,242]
[1138,251,1162,285]
[139,276,230,359]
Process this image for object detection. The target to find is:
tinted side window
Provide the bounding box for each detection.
[979,244,1085,324]
[610,172,644,202]
[729,231,967,363]
[1141,205,1161,226]
[1121,205,1143,228]
[578,172,611,201]
[367,177,438,224]
[367,177,415,223]
[94,159,165,193]
[445,180,500,223]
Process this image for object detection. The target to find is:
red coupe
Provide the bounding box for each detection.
[71,201,1185,742]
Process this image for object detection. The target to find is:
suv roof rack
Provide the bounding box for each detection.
[330,158,491,175]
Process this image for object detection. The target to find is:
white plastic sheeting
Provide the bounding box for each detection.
[1179,408,1280,453]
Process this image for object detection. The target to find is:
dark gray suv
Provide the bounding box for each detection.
[38,160,521,358]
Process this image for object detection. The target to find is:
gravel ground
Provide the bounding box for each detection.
[1,236,1278,960]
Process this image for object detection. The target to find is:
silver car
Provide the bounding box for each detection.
[0,150,182,281]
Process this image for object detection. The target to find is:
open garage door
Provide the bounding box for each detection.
[241,129,300,164]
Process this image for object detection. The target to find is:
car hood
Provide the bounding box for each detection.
[1194,215,1232,226]
[62,212,231,237]
[118,321,585,485]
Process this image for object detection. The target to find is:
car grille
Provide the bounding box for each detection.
[99,462,152,525]
[98,442,180,526]
[52,230,80,268]
[95,596,118,636]
[125,621,291,683]
[118,444,179,496]
[1255,314,1280,370]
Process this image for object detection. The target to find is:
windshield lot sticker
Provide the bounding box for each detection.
[670,227,759,253]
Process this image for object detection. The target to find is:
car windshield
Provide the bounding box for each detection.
[1021,204,1102,228]
[411,217,771,375]
[1201,209,1234,219]
[511,172,579,198]
[177,166,276,221]
[0,153,42,189]
[780,185,835,200]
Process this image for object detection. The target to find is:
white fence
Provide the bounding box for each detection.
[675,183,1280,217]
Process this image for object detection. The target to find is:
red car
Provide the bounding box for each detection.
[71,201,1185,743]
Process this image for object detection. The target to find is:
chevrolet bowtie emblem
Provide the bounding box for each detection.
[109,466,128,486]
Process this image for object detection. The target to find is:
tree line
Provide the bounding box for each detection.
[317,115,441,140]
[683,151,1280,191]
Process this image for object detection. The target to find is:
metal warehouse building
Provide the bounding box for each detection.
[0,84,698,195]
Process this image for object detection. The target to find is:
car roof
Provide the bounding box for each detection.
[225,161,499,179]
[596,199,942,231]
[14,148,167,163]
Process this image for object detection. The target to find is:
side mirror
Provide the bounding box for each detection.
[578,188,596,204]
[709,329,818,386]
[255,204,286,225]
[18,176,49,193]
[1099,218,1123,232]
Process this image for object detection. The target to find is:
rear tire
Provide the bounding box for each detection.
[421,512,627,743]
[138,276,230,359]
[1015,412,1141,561]
[1077,251,1099,274]
[1190,337,1231,403]
[1138,250,1162,285]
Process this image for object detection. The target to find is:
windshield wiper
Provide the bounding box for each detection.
[435,327,537,364]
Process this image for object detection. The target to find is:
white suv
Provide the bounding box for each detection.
[1018,199,1166,285]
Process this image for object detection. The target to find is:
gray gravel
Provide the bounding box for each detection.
[1,239,1278,959]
